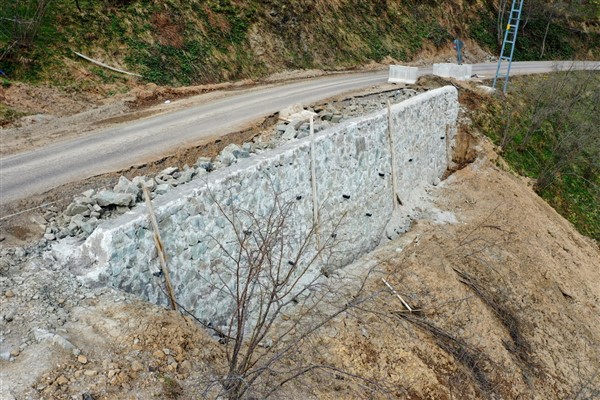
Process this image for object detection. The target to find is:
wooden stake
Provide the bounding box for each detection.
[387,100,400,211]
[309,115,321,249]
[143,185,177,311]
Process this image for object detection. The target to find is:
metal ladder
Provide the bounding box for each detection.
[493,0,525,93]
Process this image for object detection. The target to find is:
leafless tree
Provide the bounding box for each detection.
[496,0,509,46]
[0,0,53,62]
[521,0,561,58]
[499,65,599,192]
[189,182,385,399]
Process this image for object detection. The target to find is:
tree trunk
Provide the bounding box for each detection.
[540,7,556,58]
[497,0,508,46]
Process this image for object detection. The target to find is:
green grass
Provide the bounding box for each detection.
[1,1,598,88]
[474,72,600,241]
[0,103,29,126]
[542,174,600,240]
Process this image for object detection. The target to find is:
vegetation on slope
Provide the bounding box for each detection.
[1,0,598,87]
[2,1,598,241]
[471,0,600,60]
[474,70,600,241]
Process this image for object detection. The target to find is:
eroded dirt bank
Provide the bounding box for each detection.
[1,73,599,398]
[2,135,599,398]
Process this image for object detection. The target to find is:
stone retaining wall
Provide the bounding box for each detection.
[80,86,459,326]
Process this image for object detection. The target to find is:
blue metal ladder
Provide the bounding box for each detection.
[493,0,525,93]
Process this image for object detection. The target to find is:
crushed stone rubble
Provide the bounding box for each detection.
[0,86,437,399]
[1,246,103,363]
[13,88,426,245]
[0,243,201,400]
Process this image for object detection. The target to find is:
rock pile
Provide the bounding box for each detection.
[0,247,93,365]
[36,87,427,242]
[41,143,259,242]
[273,88,422,142]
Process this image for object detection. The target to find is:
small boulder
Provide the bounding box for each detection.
[320,112,333,121]
[233,149,250,159]
[56,376,69,386]
[80,217,98,235]
[331,114,343,123]
[81,189,95,198]
[197,161,213,172]
[65,202,89,217]
[143,178,157,192]
[132,175,147,188]
[290,119,305,130]
[70,214,85,228]
[282,125,297,140]
[242,142,254,153]
[155,184,170,195]
[131,360,144,372]
[219,145,241,166]
[160,167,179,176]
[114,176,141,199]
[177,168,194,184]
[195,157,212,169]
[279,103,304,120]
[222,143,242,154]
[296,129,310,139]
[93,190,135,207]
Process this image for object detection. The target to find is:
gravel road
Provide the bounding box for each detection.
[1,61,598,206]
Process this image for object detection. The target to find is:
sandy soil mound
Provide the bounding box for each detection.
[2,138,599,399]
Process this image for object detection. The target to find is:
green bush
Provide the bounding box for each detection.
[474,71,600,240]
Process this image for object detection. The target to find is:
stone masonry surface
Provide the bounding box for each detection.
[79,86,459,327]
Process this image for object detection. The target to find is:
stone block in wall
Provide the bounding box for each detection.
[78,86,459,328]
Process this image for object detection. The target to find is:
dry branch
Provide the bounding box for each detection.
[382,277,413,312]
[394,311,495,395]
[72,50,142,77]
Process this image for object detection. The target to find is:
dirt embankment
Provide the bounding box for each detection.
[1,75,599,398]
[2,125,599,399]
[310,152,600,399]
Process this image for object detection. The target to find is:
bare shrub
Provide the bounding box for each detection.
[0,0,53,62]
[184,182,384,399]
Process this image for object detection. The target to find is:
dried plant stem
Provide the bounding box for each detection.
[382,277,413,312]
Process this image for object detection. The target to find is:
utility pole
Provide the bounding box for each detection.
[493,0,525,93]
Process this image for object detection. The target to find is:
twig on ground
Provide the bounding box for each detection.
[382,277,414,313]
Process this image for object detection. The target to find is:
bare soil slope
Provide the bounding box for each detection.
[309,152,600,399]
[2,135,599,399]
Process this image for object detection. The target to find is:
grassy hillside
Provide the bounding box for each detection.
[1,0,599,87]
[473,70,600,241]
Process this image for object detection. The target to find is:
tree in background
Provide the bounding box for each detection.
[487,66,600,239]
[503,68,599,191]
[0,0,53,63]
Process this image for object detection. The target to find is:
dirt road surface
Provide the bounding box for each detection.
[1,61,598,207]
